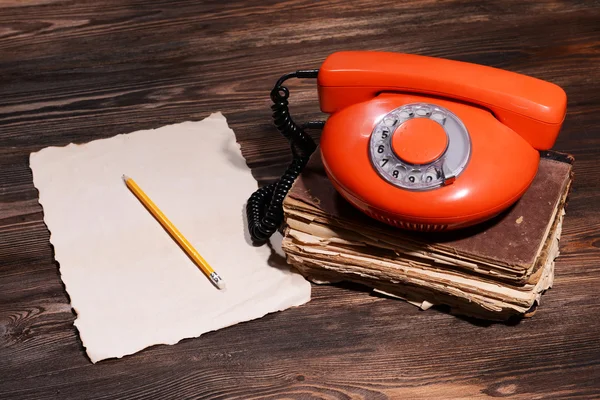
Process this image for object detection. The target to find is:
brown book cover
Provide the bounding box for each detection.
[281,148,573,320]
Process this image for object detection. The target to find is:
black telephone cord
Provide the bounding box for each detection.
[246,69,322,243]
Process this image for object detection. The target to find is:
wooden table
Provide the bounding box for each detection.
[1,1,599,399]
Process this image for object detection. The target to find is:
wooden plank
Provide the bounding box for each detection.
[1,0,599,398]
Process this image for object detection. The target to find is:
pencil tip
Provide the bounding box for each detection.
[122,174,130,182]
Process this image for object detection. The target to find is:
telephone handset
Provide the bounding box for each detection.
[247,51,567,242]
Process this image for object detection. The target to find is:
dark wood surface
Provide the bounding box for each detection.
[1,1,599,399]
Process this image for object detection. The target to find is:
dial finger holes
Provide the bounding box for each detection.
[391,165,407,179]
[379,157,392,169]
[383,116,397,126]
[369,102,470,191]
[407,170,421,183]
[422,168,439,183]
[415,107,430,117]
[431,112,446,124]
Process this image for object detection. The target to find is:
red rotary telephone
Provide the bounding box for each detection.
[246,51,567,243]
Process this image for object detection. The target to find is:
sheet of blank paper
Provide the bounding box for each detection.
[29,112,311,363]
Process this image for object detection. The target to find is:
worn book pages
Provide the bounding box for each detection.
[283,209,563,320]
[29,113,311,363]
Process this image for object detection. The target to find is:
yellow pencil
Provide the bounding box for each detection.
[122,175,226,290]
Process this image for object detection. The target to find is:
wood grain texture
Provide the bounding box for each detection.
[1,0,599,399]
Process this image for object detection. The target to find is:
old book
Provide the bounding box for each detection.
[281,148,573,320]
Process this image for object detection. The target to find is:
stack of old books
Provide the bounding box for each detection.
[281,148,573,321]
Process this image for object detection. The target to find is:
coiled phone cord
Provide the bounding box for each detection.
[246,69,322,243]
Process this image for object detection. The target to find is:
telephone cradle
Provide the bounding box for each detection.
[246,51,567,243]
